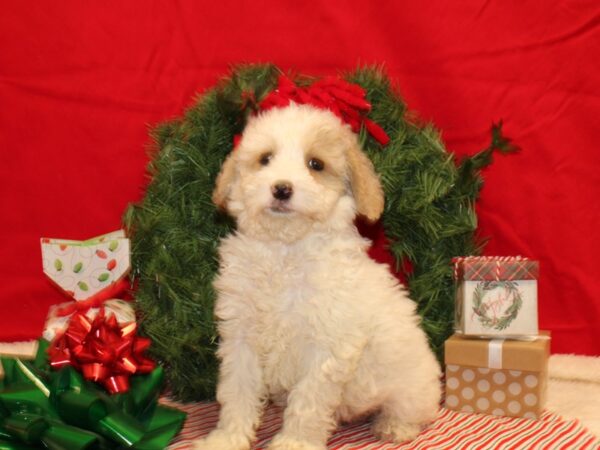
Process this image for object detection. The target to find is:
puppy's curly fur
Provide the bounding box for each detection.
[194,104,441,450]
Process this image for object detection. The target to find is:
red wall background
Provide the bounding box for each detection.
[1,2,598,355]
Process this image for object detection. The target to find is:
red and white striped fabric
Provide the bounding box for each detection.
[162,400,600,450]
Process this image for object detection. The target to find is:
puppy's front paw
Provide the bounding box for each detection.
[192,429,251,450]
[372,415,421,443]
[267,434,325,450]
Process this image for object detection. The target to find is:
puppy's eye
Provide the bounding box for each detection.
[259,152,273,166]
[308,158,325,171]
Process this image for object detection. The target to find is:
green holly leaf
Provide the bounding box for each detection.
[54,259,63,271]
[78,281,89,291]
[73,262,83,273]
[98,273,110,282]
[108,240,119,252]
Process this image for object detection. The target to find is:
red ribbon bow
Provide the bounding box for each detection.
[236,75,390,147]
[48,309,155,394]
[261,75,390,145]
[55,278,130,317]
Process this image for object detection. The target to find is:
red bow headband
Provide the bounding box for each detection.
[235,75,390,147]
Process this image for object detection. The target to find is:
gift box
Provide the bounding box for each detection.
[444,332,550,419]
[41,229,130,301]
[453,256,539,337]
[0,340,38,360]
[0,341,38,385]
[0,340,186,449]
[43,298,135,341]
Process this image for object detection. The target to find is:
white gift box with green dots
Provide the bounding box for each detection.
[41,230,130,301]
[40,230,132,341]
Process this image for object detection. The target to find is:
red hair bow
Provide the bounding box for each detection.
[253,75,390,146]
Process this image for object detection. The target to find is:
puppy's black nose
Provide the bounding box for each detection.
[272,182,293,200]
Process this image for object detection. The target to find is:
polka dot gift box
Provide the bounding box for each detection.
[453,256,539,337]
[444,332,550,419]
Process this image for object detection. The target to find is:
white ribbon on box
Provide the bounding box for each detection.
[488,339,504,369]
[485,335,551,369]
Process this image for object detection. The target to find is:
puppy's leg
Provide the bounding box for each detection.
[372,408,421,443]
[193,338,265,450]
[372,378,440,443]
[267,350,357,450]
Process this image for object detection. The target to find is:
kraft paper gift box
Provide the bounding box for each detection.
[41,229,130,301]
[453,256,539,337]
[444,333,550,419]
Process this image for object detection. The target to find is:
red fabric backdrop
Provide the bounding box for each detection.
[1,2,598,355]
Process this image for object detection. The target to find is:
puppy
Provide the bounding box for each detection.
[194,103,441,450]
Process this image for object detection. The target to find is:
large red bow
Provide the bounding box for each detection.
[48,309,155,394]
[256,75,390,146]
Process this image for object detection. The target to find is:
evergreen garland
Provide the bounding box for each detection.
[124,64,515,401]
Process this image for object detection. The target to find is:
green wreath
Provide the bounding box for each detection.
[472,280,523,331]
[124,64,515,401]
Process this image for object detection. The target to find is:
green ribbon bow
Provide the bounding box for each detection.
[0,340,186,449]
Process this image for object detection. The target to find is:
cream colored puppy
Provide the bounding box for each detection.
[194,103,441,450]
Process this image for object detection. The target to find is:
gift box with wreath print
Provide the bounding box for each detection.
[453,256,539,337]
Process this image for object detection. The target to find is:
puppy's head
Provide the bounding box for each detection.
[213,103,383,242]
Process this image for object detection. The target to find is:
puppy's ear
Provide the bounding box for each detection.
[347,143,384,222]
[212,152,237,210]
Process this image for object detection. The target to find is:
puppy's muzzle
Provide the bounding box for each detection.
[272,181,293,201]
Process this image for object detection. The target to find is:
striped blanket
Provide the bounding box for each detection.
[164,401,600,450]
